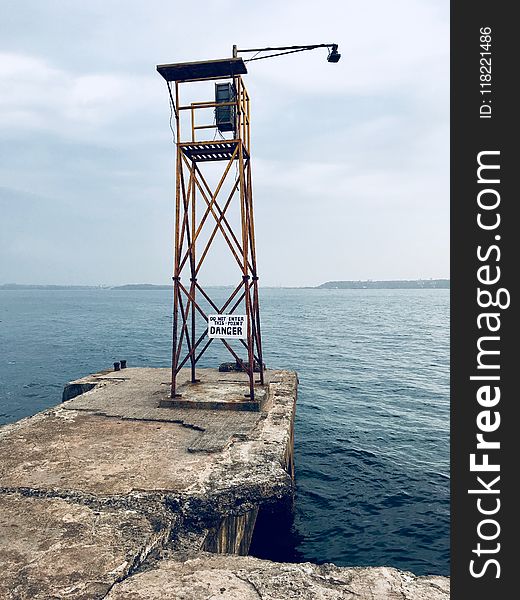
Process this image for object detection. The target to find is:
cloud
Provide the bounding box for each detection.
[0,0,449,285]
[0,52,159,140]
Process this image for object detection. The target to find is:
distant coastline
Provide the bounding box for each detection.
[317,279,450,289]
[111,284,172,290]
[0,283,169,290]
[1,280,450,290]
[0,284,109,290]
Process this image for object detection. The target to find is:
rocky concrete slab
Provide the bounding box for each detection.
[105,554,450,600]
[63,367,268,416]
[164,381,267,411]
[0,410,215,495]
[0,367,450,598]
[0,493,170,600]
[62,368,265,451]
[0,369,295,499]
[0,368,297,560]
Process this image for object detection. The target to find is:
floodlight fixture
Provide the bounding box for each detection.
[327,44,341,63]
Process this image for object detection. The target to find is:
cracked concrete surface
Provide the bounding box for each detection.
[104,554,450,600]
[0,411,214,494]
[0,493,170,600]
[0,368,297,598]
[0,367,450,599]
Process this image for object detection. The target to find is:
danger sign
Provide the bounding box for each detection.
[208,314,247,339]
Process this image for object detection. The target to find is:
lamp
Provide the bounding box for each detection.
[327,44,341,63]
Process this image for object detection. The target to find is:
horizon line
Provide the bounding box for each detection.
[1,278,451,290]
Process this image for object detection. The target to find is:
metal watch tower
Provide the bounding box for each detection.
[157,43,339,404]
[157,54,263,401]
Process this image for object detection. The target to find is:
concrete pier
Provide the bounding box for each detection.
[0,367,449,599]
[105,555,450,600]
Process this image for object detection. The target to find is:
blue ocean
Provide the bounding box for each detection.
[0,287,449,575]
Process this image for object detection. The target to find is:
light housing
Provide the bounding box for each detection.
[327,44,341,63]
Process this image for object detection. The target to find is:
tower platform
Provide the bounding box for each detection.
[179,140,249,162]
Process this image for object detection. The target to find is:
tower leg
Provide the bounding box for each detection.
[171,279,180,398]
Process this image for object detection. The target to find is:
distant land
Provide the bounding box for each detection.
[0,283,168,290]
[317,279,450,289]
[111,284,172,290]
[0,284,107,290]
[1,280,450,290]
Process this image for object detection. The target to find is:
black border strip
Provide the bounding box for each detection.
[451,2,517,597]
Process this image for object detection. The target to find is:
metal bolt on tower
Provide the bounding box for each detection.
[157,51,263,402]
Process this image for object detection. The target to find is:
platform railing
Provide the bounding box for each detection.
[175,76,250,153]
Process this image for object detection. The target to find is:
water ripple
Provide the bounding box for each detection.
[0,287,449,575]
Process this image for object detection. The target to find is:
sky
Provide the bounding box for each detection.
[0,0,449,287]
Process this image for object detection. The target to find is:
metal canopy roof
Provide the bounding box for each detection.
[156,57,247,82]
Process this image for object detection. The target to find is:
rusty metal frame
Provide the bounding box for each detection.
[168,74,263,400]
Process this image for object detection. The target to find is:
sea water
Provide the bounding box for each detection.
[0,287,449,575]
